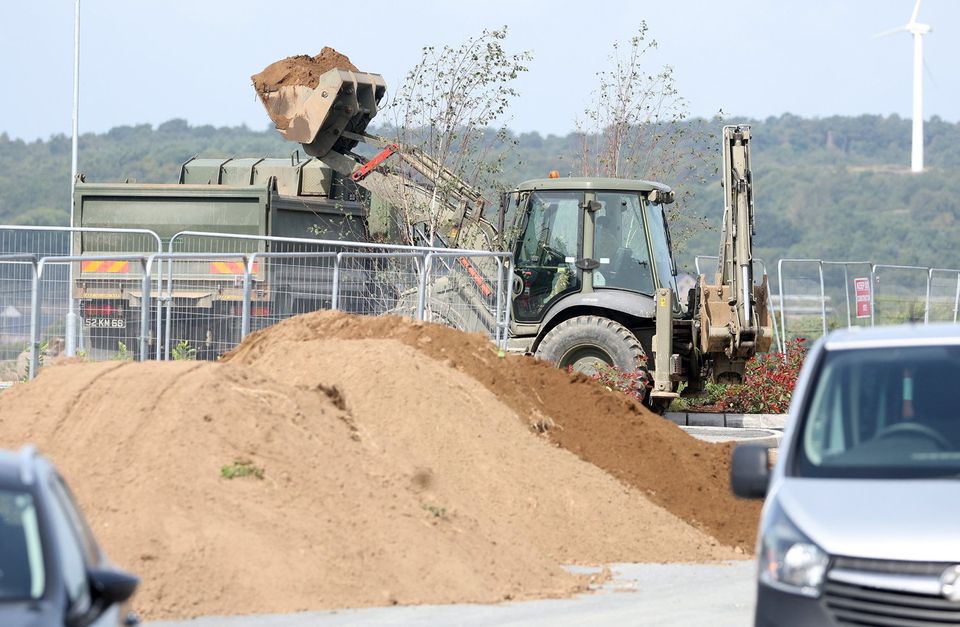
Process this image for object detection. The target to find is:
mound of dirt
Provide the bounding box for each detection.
[0,315,740,620]
[226,311,762,550]
[251,47,359,96]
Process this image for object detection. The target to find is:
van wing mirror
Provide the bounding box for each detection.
[731,444,771,499]
[88,567,139,605]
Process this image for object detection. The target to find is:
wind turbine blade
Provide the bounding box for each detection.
[909,0,922,25]
[873,25,907,38]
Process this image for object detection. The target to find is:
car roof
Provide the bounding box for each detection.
[823,323,960,351]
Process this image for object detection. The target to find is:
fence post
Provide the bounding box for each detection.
[139,257,151,361]
[241,254,254,340]
[817,261,827,337]
[331,252,342,311]
[924,268,933,324]
[954,271,960,324]
[494,254,505,346]
[502,255,514,351]
[870,265,877,327]
[29,262,43,380]
[842,265,852,328]
[777,259,787,353]
[416,253,431,321]
[163,268,174,361]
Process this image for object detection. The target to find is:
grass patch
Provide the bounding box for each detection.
[220,459,264,480]
[422,503,447,519]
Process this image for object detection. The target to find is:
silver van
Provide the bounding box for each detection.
[732,324,960,626]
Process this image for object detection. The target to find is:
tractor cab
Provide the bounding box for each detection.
[502,178,679,326]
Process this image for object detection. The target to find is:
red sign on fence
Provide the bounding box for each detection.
[854,277,872,318]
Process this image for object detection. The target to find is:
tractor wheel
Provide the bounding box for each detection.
[535,315,648,378]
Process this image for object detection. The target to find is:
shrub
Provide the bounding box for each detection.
[220,459,264,480]
[722,338,807,414]
[172,340,197,361]
[572,363,649,403]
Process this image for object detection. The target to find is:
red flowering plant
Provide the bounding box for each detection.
[569,363,650,403]
[721,338,808,414]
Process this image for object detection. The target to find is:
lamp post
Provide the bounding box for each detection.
[66,0,80,356]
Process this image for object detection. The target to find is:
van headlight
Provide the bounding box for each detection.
[759,502,829,597]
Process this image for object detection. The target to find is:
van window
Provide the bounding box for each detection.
[0,490,45,600]
[797,345,960,478]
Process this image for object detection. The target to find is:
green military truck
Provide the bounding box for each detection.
[72,156,382,359]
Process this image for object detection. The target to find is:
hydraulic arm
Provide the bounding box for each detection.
[696,125,772,383]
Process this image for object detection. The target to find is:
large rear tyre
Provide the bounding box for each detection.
[535,315,648,377]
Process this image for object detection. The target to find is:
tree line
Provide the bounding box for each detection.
[2,112,960,272]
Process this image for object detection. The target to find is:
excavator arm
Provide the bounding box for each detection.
[696,125,773,383]
[253,67,491,248]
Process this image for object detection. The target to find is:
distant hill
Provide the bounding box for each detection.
[2,114,959,272]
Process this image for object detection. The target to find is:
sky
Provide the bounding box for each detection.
[2,0,958,141]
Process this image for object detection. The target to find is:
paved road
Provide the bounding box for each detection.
[149,561,756,626]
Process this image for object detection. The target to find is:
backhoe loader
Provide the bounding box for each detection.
[256,65,774,409]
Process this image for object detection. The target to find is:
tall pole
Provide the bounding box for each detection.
[911,30,924,173]
[71,0,79,199]
[65,0,80,356]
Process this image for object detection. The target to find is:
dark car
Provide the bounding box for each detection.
[0,445,138,627]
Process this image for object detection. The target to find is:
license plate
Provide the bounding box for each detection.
[83,317,127,329]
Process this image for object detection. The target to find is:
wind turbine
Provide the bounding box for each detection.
[877,0,932,173]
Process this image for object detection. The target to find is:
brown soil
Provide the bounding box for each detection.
[251,47,359,96]
[0,312,743,621]
[227,312,763,551]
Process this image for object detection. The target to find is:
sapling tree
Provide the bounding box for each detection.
[382,27,532,247]
[576,22,716,246]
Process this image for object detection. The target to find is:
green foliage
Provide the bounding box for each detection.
[0,121,288,226]
[722,339,808,414]
[669,382,727,412]
[172,340,197,361]
[220,459,264,480]
[382,27,531,245]
[583,362,649,403]
[575,23,716,242]
[114,341,133,362]
[4,113,960,271]
[421,503,448,519]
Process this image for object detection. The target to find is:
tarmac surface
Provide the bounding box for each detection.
[148,561,756,626]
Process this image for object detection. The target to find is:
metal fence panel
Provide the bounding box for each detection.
[419,252,511,346]
[926,269,960,323]
[0,226,164,360]
[871,264,930,326]
[817,261,874,332]
[152,253,251,361]
[29,255,152,378]
[0,256,37,383]
[168,232,512,348]
[776,259,960,348]
[776,259,828,349]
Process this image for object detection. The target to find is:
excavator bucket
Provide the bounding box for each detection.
[253,53,386,159]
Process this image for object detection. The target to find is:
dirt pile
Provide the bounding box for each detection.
[251,47,359,96]
[227,311,762,550]
[0,314,741,620]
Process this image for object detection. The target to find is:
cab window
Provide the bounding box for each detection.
[513,191,582,321]
[593,192,655,295]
